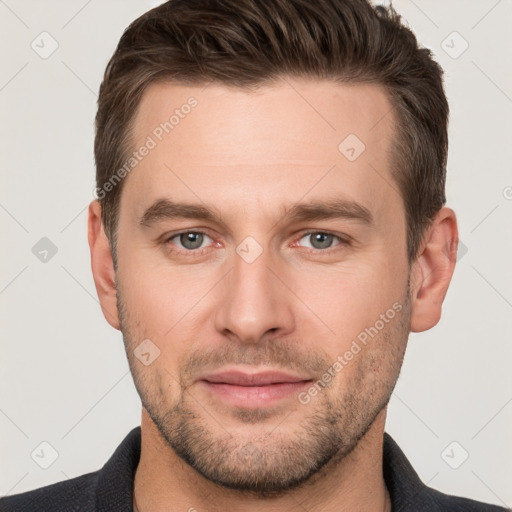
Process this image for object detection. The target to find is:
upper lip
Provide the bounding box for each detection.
[201,369,312,386]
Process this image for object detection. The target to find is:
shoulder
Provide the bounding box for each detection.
[391,481,511,512]
[425,485,510,512]
[0,426,141,512]
[382,432,510,512]
[0,471,98,512]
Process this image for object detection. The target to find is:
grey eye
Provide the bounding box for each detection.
[303,232,336,250]
[179,232,205,250]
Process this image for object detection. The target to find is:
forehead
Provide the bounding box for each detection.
[121,78,401,225]
[133,78,394,158]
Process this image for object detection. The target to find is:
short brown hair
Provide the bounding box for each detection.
[94,0,448,266]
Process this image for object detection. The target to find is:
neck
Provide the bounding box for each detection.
[133,408,391,512]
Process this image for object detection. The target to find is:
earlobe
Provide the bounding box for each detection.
[87,200,121,330]
[409,207,458,333]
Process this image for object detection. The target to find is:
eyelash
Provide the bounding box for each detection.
[163,229,351,258]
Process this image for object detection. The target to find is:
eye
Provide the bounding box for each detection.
[168,231,213,251]
[297,231,346,250]
[162,229,349,258]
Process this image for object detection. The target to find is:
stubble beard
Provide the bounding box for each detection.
[117,281,411,497]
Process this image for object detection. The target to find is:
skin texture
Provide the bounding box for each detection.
[88,78,458,512]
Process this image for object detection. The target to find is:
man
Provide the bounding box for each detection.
[1,0,508,511]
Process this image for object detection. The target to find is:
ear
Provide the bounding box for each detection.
[87,200,121,330]
[409,207,458,333]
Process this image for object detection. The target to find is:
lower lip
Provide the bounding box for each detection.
[200,380,312,407]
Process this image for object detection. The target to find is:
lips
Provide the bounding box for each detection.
[201,370,312,387]
[199,369,314,408]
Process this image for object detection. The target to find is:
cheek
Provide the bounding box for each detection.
[290,255,406,344]
[117,253,218,342]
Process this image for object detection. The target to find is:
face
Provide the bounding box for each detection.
[114,79,412,495]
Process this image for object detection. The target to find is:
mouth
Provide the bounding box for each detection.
[198,369,313,407]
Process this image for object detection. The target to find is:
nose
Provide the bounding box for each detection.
[214,245,295,344]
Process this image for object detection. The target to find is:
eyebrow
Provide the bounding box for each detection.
[138,198,373,228]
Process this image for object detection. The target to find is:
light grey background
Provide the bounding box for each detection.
[1,0,511,507]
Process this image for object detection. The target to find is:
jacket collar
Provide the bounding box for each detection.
[382,432,441,511]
